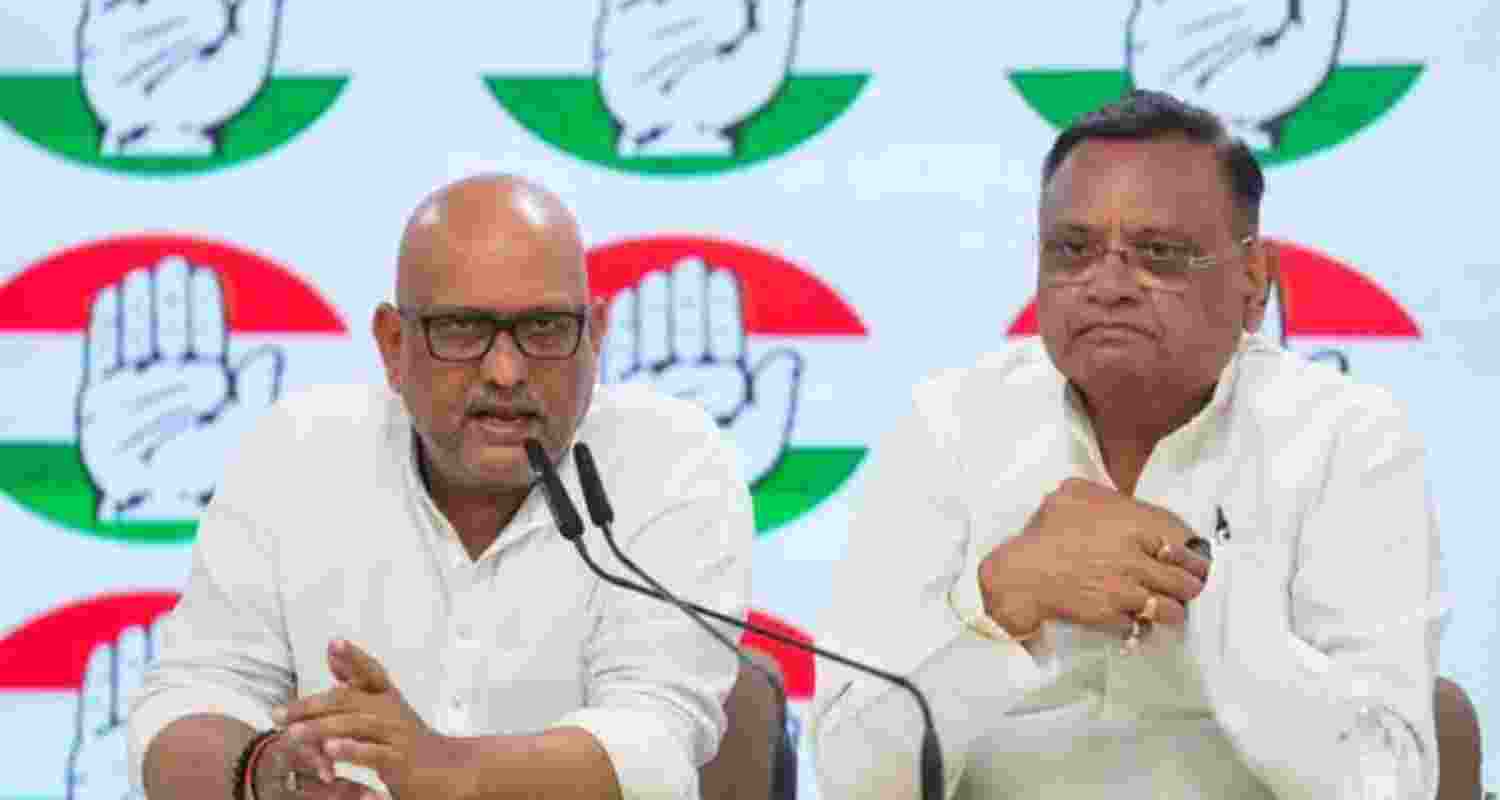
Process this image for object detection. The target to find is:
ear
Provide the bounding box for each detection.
[372,303,405,391]
[586,296,608,355]
[1242,238,1276,333]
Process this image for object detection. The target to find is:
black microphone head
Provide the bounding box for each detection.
[572,442,615,527]
[524,438,584,541]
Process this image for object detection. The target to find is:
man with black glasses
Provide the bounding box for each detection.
[812,91,1441,798]
[129,174,753,800]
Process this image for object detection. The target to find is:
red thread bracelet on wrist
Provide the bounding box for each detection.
[242,731,282,800]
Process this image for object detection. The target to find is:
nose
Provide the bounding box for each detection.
[479,330,528,387]
[1083,247,1143,305]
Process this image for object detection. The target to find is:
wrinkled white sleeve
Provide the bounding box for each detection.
[810,383,1063,800]
[555,437,752,800]
[1214,394,1441,799]
[126,413,295,794]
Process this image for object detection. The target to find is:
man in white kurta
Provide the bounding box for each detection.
[812,91,1439,798]
[129,175,753,800]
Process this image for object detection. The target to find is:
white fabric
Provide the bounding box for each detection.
[128,382,753,800]
[811,332,1441,799]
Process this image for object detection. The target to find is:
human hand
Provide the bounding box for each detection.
[1126,0,1346,148]
[65,620,164,800]
[274,640,466,800]
[601,258,802,486]
[76,256,285,522]
[594,0,802,157]
[78,0,284,156]
[978,479,1210,638]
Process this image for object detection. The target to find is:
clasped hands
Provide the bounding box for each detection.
[256,640,471,800]
[979,479,1213,650]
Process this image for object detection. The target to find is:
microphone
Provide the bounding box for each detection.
[572,442,794,798]
[525,438,944,800]
[524,439,584,541]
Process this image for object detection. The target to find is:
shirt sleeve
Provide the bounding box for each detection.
[126,417,296,794]
[1210,392,1441,799]
[557,433,753,800]
[809,381,1062,799]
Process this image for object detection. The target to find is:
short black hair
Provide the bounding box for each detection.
[1040,89,1265,230]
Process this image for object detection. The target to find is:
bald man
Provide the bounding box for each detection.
[128,175,754,800]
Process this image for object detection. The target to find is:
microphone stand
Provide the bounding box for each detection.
[524,438,944,800]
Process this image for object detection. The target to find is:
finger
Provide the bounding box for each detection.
[188,266,227,360]
[76,641,115,738]
[293,777,374,800]
[328,639,391,694]
[288,713,387,749]
[276,686,356,725]
[154,256,191,361]
[636,269,671,368]
[705,267,744,362]
[115,625,149,723]
[602,289,638,383]
[324,738,399,777]
[1160,542,1212,582]
[1133,556,1206,606]
[120,267,154,366]
[275,733,339,785]
[231,344,285,407]
[669,258,708,363]
[84,283,122,383]
[1131,588,1189,628]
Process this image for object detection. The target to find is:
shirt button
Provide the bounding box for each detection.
[451,695,465,710]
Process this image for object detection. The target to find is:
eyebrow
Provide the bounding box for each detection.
[421,304,581,317]
[1043,223,1199,241]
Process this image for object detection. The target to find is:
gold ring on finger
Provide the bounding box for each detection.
[1155,536,1173,561]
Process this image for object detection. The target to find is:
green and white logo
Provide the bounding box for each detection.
[485,1,869,177]
[0,1,347,177]
[1010,1,1422,166]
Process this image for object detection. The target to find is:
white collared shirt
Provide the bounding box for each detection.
[128,382,753,800]
[811,333,1441,799]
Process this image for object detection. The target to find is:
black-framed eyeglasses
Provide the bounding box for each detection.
[396,306,588,362]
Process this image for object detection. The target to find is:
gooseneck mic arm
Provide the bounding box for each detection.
[523,438,944,800]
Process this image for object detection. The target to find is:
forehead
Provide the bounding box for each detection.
[405,221,587,311]
[1041,137,1239,238]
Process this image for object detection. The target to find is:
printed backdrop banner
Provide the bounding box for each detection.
[1,2,1498,798]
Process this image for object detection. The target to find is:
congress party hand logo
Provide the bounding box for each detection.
[77,257,285,521]
[485,2,866,177]
[65,618,165,800]
[1010,1,1419,167]
[589,236,869,536]
[0,593,178,800]
[594,0,802,158]
[602,258,803,486]
[1126,0,1347,150]
[0,235,349,543]
[0,5,346,177]
[78,0,284,157]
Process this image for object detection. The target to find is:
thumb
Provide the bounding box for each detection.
[749,0,802,46]
[230,345,284,408]
[732,348,803,483]
[328,639,391,694]
[216,0,283,76]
